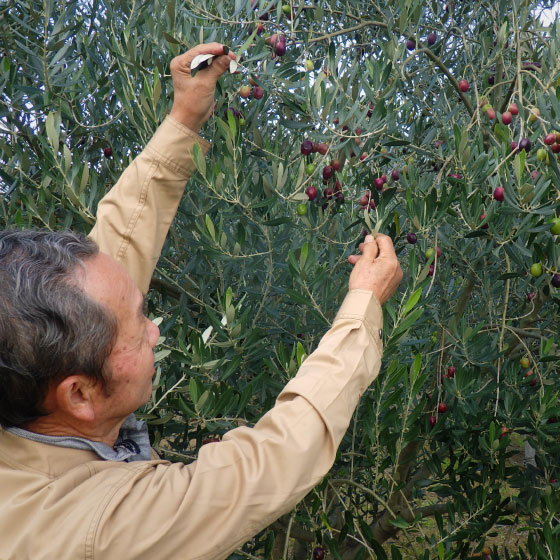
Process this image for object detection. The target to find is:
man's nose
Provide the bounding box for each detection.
[149,320,160,347]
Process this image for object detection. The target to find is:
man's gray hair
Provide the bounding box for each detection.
[0,230,118,427]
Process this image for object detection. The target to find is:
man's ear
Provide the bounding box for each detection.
[54,375,100,422]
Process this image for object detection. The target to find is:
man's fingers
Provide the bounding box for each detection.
[171,43,235,76]
[354,234,395,264]
[360,235,379,261]
[206,53,236,78]
[352,235,379,264]
[348,233,402,300]
[188,42,232,60]
[375,233,397,259]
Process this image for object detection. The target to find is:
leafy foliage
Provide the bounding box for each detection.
[1,0,560,557]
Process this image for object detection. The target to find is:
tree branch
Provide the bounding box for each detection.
[414,499,518,519]
[498,74,518,114]
[309,21,387,44]
[416,48,474,118]
[149,276,181,299]
[454,277,475,326]
[271,519,315,543]
[504,288,548,358]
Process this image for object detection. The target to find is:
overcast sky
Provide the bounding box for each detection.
[541,5,559,24]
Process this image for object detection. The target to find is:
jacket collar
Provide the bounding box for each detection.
[2,413,152,464]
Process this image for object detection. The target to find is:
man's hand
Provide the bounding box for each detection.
[348,234,403,304]
[169,43,236,133]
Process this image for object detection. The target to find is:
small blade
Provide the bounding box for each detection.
[191,48,235,76]
[191,53,215,74]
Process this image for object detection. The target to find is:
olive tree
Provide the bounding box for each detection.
[1,0,559,557]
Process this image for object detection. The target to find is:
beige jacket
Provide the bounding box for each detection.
[0,116,384,560]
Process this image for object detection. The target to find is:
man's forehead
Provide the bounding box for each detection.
[79,252,140,309]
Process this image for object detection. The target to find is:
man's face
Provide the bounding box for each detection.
[80,252,160,421]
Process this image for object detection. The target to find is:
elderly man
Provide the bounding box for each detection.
[0,44,402,559]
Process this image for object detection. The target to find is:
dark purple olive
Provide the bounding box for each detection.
[552,274,560,288]
[301,140,313,155]
[519,138,531,152]
[275,41,287,56]
[406,39,416,50]
[313,547,326,560]
[322,166,333,180]
[407,232,417,244]
[427,33,436,46]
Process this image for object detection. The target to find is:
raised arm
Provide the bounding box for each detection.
[92,235,403,560]
[88,43,235,293]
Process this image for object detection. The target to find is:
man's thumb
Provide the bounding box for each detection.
[208,55,232,78]
[361,235,379,261]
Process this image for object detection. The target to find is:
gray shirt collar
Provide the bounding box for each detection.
[5,413,152,462]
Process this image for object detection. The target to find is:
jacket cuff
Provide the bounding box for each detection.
[334,290,384,355]
[143,115,211,178]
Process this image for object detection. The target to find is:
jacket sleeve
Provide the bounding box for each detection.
[93,290,384,560]
[88,116,210,294]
